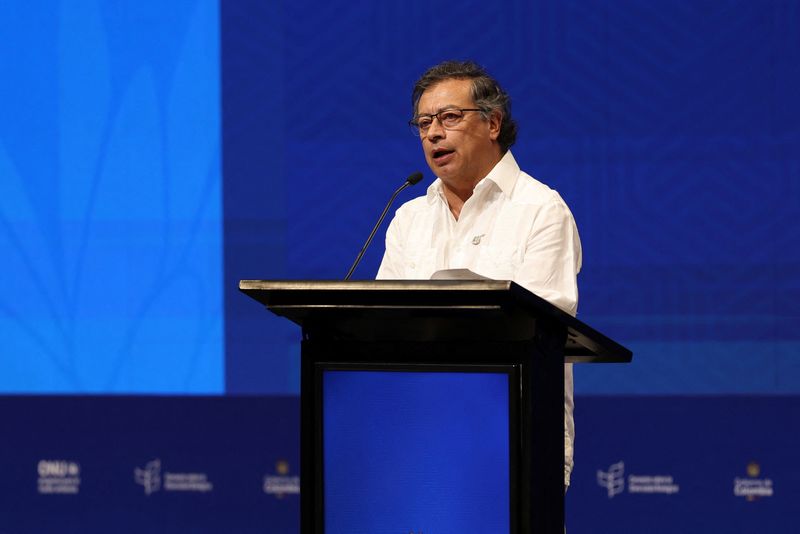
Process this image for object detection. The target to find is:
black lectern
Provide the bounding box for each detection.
[240,280,631,534]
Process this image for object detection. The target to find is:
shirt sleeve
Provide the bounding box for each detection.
[516,197,582,488]
[564,363,575,487]
[517,199,582,316]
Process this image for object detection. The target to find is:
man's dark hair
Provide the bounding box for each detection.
[411,60,518,152]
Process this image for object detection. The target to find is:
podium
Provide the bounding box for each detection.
[240,280,632,534]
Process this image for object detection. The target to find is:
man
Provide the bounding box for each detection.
[377,60,581,489]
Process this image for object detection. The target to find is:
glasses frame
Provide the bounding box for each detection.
[408,108,484,136]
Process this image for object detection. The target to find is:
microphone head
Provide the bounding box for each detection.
[406,171,424,185]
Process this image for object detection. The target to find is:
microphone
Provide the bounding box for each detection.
[344,171,424,280]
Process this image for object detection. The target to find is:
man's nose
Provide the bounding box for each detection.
[426,116,446,140]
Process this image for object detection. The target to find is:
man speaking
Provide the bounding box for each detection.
[377,60,582,490]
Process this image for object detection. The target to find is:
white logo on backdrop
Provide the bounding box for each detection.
[597,461,626,498]
[37,459,81,494]
[134,458,212,496]
[263,459,300,498]
[734,462,774,499]
[597,460,680,497]
[134,459,162,495]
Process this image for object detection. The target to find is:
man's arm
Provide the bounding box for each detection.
[376,215,404,280]
[516,198,582,488]
[517,199,582,315]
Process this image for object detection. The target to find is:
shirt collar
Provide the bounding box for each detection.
[425,150,520,204]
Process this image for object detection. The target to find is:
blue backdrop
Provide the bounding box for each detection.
[222,0,800,396]
[0,0,798,532]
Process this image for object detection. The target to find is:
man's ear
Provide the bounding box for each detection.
[488,109,502,141]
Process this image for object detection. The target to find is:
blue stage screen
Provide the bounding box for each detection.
[323,369,511,533]
[0,1,223,393]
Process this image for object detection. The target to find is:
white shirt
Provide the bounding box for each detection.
[377,150,581,486]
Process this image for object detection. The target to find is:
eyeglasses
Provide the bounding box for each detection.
[408,108,483,136]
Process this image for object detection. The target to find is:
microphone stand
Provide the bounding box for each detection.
[344,172,423,280]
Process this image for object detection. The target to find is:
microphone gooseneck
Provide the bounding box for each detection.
[344,172,424,280]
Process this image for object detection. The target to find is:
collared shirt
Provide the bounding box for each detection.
[377,150,581,486]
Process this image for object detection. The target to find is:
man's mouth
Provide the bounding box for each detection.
[431,148,455,162]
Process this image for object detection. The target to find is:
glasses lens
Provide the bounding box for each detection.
[439,109,464,127]
[417,117,432,132]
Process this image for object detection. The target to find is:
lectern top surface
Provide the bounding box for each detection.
[240,279,514,291]
[239,279,633,364]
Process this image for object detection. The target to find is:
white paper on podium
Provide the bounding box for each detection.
[429,268,492,281]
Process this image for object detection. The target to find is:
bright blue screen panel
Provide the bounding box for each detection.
[323,370,511,533]
[0,1,223,393]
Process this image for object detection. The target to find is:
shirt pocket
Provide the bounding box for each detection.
[475,245,520,280]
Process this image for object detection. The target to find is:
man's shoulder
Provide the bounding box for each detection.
[492,151,565,207]
[395,191,434,216]
[510,169,567,208]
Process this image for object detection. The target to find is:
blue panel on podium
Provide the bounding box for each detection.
[322,368,512,533]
